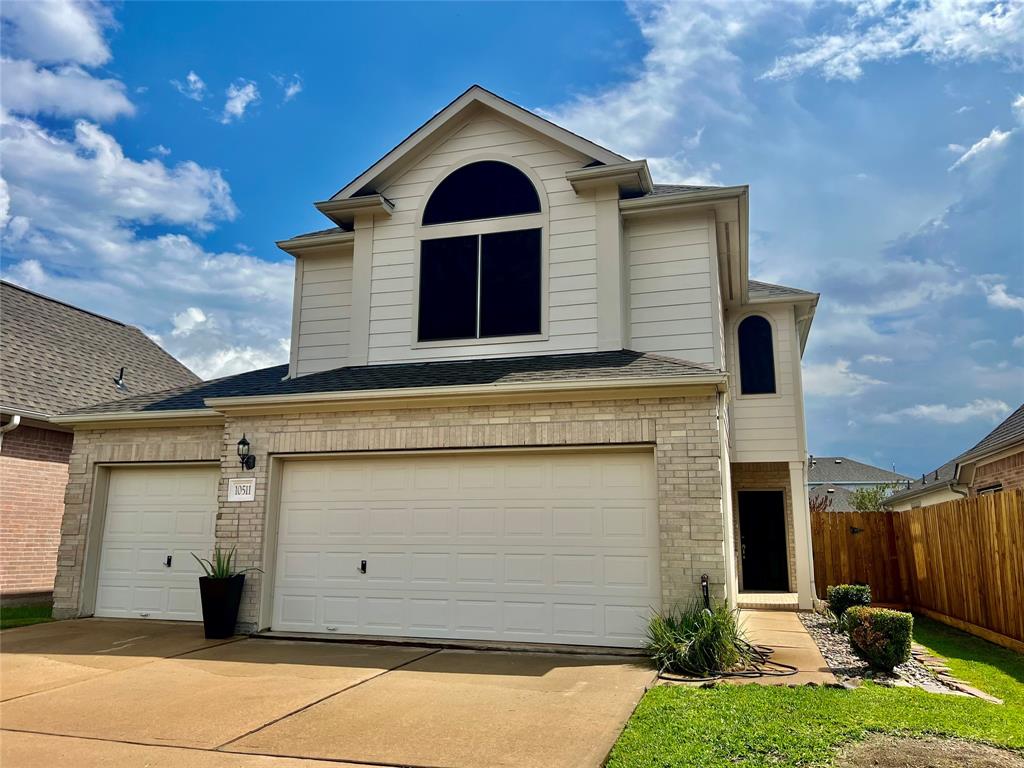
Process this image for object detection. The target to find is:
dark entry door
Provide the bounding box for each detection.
[738,490,788,591]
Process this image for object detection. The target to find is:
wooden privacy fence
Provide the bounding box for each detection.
[811,489,1023,651]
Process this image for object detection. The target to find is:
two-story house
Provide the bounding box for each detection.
[50,86,819,648]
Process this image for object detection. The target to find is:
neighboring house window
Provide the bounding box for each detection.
[976,483,1002,495]
[737,315,776,395]
[418,161,543,342]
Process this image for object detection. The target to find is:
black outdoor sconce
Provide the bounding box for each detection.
[237,434,256,470]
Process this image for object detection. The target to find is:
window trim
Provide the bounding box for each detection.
[733,311,781,400]
[412,155,550,349]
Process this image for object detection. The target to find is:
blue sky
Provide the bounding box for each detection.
[1,0,1022,476]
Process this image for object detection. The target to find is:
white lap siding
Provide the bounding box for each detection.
[295,250,354,375]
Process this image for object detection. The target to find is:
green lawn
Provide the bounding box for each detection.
[0,602,54,630]
[607,616,1024,768]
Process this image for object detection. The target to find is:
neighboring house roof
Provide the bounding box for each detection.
[884,459,958,506]
[807,456,911,485]
[809,484,856,512]
[61,350,717,417]
[748,280,819,302]
[957,403,1024,464]
[0,281,200,419]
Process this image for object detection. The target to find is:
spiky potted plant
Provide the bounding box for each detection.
[191,546,260,639]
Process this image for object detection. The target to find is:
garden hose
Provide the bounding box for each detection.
[656,643,800,683]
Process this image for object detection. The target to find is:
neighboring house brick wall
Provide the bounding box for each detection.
[1,425,74,595]
[54,395,727,631]
[970,451,1024,494]
[729,461,796,592]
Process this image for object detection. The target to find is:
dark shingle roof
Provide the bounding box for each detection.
[809,484,856,512]
[748,280,818,301]
[808,456,911,485]
[63,350,718,417]
[1,281,201,418]
[957,403,1024,462]
[884,459,958,505]
[649,184,716,196]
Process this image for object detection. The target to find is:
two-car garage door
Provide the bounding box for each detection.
[272,451,660,647]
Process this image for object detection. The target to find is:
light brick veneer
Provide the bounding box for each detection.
[54,394,727,631]
[730,461,797,592]
[970,451,1024,495]
[0,425,74,596]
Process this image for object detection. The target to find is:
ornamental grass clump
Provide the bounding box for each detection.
[645,601,757,677]
[846,606,913,671]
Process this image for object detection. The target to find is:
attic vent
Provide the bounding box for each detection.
[834,458,843,464]
[113,367,128,393]
[826,487,835,494]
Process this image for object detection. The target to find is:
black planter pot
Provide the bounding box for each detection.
[198,574,244,639]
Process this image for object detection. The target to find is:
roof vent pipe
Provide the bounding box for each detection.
[113,367,127,392]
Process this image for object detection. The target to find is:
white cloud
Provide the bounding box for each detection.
[0,0,113,66]
[803,359,883,397]
[948,127,1013,171]
[171,307,208,337]
[946,142,966,153]
[874,399,1011,425]
[183,340,290,380]
[1012,335,1024,349]
[1014,93,1024,123]
[221,80,260,124]
[859,354,893,364]
[763,0,1024,81]
[540,1,772,173]
[149,144,171,156]
[979,279,1024,311]
[0,57,134,120]
[955,105,973,114]
[273,74,303,103]
[171,70,207,101]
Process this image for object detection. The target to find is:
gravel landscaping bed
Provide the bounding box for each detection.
[799,612,960,694]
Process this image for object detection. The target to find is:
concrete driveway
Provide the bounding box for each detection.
[0,619,655,768]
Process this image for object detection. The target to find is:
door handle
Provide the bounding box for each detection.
[358,559,367,574]
[165,555,173,568]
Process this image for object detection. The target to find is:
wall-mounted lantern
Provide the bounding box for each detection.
[237,434,256,471]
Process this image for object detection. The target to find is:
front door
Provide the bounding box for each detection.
[737,490,788,591]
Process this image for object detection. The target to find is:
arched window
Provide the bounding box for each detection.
[738,315,776,395]
[422,161,541,225]
[418,161,544,342]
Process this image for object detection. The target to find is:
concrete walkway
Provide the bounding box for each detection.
[0,619,655,768]
[736,609,836,686]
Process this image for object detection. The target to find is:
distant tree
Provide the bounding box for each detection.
[809,493,833,514]
[849,483,898,512]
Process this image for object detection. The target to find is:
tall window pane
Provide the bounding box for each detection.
[418,235,478,341]
[738,315,776,395]
[479,229,542,337]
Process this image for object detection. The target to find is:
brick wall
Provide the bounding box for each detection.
[1,425,74,595]
[970,450,1024,495]
[729,461,797,592]
[54,395,727,631]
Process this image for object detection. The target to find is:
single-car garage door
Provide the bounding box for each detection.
[273,450,660,647]
[94,466,218,621]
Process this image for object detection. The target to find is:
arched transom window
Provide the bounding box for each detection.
[418,160,544,343]
[737,315,776,395]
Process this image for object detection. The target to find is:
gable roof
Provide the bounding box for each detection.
[957,403,1024,463]
[748,280,818,302]
[0,281,200,419]
[807,456,910,485]
[59,350,718,417]
[330,85,628,201]
[809,484,856,512]
[884,459,958,505]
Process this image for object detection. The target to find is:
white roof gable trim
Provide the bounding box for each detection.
[330,85,629,201]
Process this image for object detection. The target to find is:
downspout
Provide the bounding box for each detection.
[717,390,738,608]
[0,414,21,452]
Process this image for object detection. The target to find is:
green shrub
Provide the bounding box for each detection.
[846,606,913,671]
[827,584,871,620]
[645,601,757,676]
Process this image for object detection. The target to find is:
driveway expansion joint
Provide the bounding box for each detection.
[213,647,443,751]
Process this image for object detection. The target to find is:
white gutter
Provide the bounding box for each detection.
[618,185,749,215]
[51,408,220,426]
[203,373,728,410]
[0,414,21,451]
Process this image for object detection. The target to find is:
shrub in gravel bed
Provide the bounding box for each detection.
[846,607,913,672]
[827,584,872,622]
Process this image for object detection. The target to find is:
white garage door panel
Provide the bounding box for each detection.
[273,452,660,647]
[95,467,218,621]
